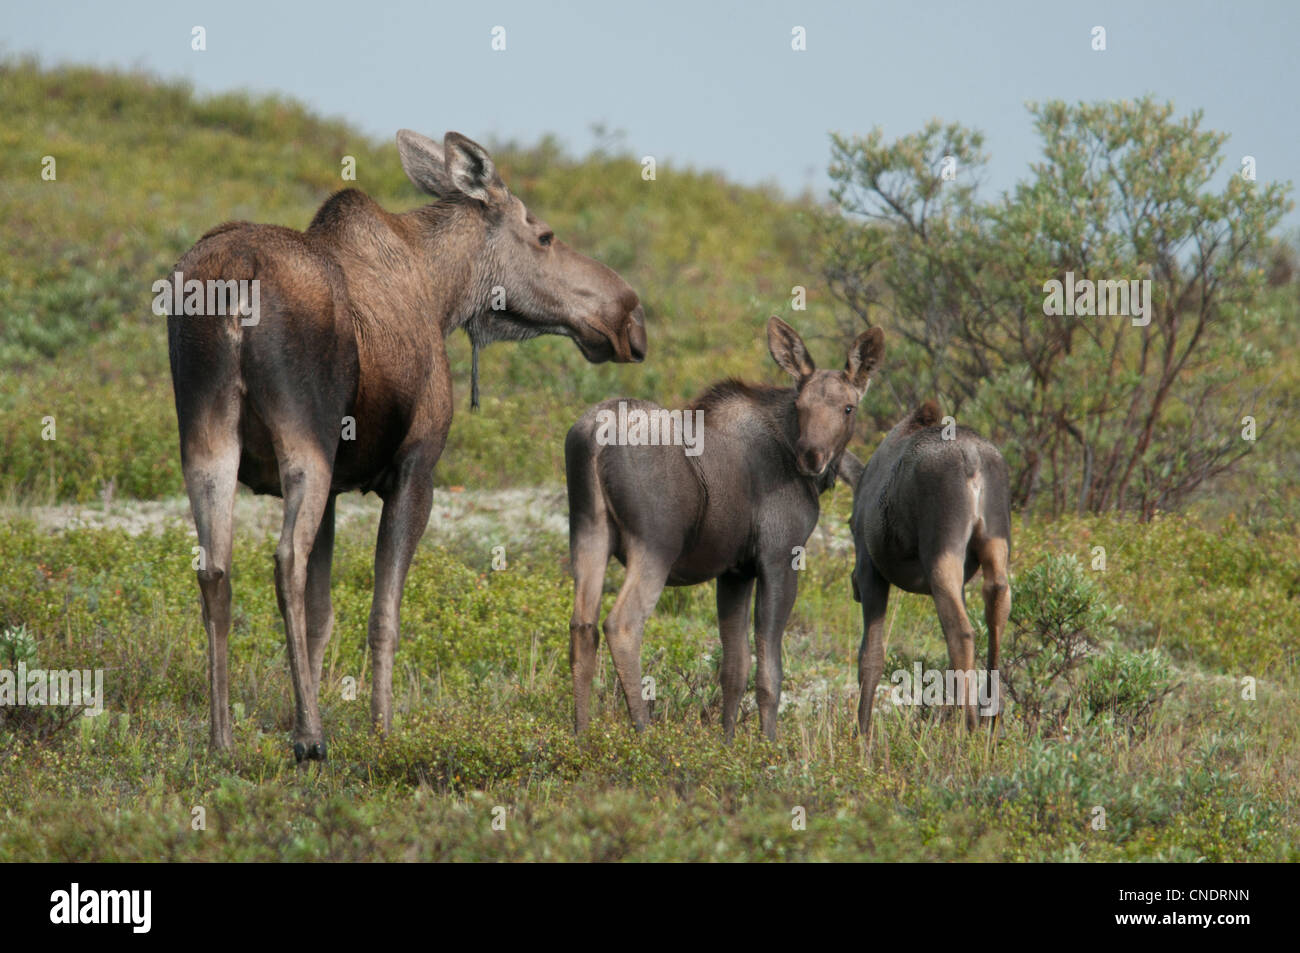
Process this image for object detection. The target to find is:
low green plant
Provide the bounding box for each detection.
[1000,554,1119,731]
[1082,646,1176,738]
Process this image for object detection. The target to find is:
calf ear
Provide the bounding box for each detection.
[443,132,505,204]
[768,316,816,380]
[846,327,885,391]
[837,451,865,489]
[397,129,456,196]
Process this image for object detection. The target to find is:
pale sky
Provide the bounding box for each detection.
[4,0,1297,218]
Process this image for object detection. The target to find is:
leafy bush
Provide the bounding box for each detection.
[822,100,1296,519]
[1015,512,1300,675]
[1000,554,1118,730]
[1082,647,1176,737]
[0,623,37,667]
[0,622,74,745]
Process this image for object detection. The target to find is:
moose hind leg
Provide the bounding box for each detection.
[273,450,334,762]
[305,493,337,700]
[602,547,670,732]
[184,444,239,752]
[855,557,891,742]
[569,518,611,734]
[928,551,979,730]
[977,535,1010,727]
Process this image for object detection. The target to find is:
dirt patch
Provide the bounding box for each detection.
[3,486,571,546]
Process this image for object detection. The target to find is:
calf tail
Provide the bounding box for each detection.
[564,421,598,537]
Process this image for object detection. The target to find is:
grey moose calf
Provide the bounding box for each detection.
[844,401,1012,739]
[565,317,884,741]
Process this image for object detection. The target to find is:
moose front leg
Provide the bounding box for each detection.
[753,561,798,741]
[367,457,434,734]
[716,573,755,743]
[854,555,891,741]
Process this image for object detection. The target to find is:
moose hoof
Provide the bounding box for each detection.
[293,740,328,763]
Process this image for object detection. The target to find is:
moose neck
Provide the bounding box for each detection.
[712,383,839,496]
[399,199,492,339]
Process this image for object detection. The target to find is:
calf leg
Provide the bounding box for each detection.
[753,562,798,741]
[928,551,979,730]
[716,573,755,742]
[978,535,1010,727]
[854,556,891,741]
[569,518,611,734]
[603,547,670,732]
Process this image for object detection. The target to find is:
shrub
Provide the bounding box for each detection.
[1082,647,1176,738]
[1001,554,1118,730]
[0,623,37,667]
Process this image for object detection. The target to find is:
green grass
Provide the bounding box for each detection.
[0,500,1295,861]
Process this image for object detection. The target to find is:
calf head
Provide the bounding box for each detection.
[767,316,885,478]
[397,129,646,363]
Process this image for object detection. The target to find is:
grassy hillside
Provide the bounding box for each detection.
[1,61,1297,861]
[0,58,842,501]
[3,59,1296,520]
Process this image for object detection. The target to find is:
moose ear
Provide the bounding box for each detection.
[846,326,885,391]
[768,316,816,380]
[837,451,865,489]
[443,132,504,204]
[396,129,456,196]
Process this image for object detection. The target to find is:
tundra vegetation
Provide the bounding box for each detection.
[0,61,1297,860]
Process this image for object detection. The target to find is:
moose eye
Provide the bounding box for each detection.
[844,405,855,415]
[538,232,554,247]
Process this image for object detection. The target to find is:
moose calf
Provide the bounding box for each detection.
[565,317,884,740]
[843,401,1011,738]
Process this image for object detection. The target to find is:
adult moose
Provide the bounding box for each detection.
[167,130,646,760]
[565,317,883,741]
[844,401,1011,740]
